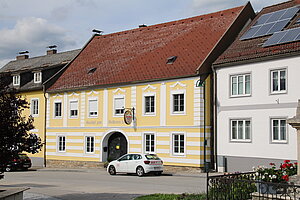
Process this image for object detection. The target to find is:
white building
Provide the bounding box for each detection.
[213,0,300,172]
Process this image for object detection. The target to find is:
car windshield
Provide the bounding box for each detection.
[18,154,29,159]
[145,154,160,160]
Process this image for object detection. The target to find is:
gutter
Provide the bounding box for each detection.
[42,84,47,167]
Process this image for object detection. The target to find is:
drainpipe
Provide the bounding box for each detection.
[212,66,218,172]
[43,85,47,168]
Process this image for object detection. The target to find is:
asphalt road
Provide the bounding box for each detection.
[0,168,206,200]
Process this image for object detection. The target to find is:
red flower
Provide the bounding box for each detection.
[281,163,287,169]
[269,163,275,166]
[282,175,289,182]
[295,162,298,165]
[284,160,291,163]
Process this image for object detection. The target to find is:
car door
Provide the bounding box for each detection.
[127,154,141,173]
[116,154,130,173]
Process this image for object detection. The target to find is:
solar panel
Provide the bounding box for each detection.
[240,6,299,40]
[263,27,300,47]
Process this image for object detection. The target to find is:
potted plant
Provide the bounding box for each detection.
[253,160,297,194]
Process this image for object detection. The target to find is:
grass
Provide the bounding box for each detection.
[134,193,206,200]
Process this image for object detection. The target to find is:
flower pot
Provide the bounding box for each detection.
[256,182,277,194]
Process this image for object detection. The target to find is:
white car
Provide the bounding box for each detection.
[107,153,164,177]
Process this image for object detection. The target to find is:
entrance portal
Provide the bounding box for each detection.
[107,132,128,161]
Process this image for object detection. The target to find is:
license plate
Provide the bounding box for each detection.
[154,167,161,170]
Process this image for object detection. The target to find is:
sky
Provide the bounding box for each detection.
[0,0,288,68]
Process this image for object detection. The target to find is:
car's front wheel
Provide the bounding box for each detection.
[136,166,144,177]
[108,165,116,175]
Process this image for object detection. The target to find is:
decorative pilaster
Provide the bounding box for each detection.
[288,100,300,175]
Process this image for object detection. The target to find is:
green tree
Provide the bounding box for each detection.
[0,76,42,179]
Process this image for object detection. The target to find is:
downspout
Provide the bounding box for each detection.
[212,66,218,172]
[43,85,47,168]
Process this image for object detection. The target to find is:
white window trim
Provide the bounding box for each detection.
[113,95,125,117]
[270,117,288,144]
[270,68,287,95]
[230,73,251,97]
[143,132,156,154]
[69,99,79,119]
[142,92,156,116]
[33,71,42,83]
[229,118,252,143]
[170,132,186,157]
[170,89,186,115]
[85,136,95,154]
[88,97,98,118]
[53,100,62,119]
[31,98,39,117]
[57,135,66,153]
[13,75,20,86]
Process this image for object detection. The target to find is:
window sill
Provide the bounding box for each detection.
[230,140,252,143]
[230,94,251,98]
[271,140,287,144]
[270,91,287,95]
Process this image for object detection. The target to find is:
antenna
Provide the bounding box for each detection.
[18,51,29,55]
[47,45,57,49]
[92,29,103,35]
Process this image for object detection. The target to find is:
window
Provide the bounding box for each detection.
[172,133,185,155]
[13,75,20,86]
[54,102,62,118]
[144,133,155,153]
[58,136,66,152]
[69,100,78,118]
[173,93,185,113]
[85,136,94,153]
[88,99,98,117]
[231,74,251,96]
[271,69,286,93]
[114,96,124,115]
[31,99,39,116]
[144,95,155,114]
[231,119,251,141]
[271,119,287,142]
[33,72,42,83]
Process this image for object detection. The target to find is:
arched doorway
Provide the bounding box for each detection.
[102,132,128,162]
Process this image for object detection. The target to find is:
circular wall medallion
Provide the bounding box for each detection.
[124,110,133,125]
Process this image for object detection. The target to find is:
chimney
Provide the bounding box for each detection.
[16,51,29,60]
[47,49,57,55]
[139,24,147,28]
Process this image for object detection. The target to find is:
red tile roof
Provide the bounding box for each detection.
[48,5,250,92]
[214,0,300,67]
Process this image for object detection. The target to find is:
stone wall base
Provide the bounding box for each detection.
[46,160,104,169]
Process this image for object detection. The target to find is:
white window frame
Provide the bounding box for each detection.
[33,71,42,83]
[230,119,252,142]
[53,100,62,118]
[170,90,186,115]
[271,118,287,143]
[143,92,156,116]
[31,98,39,117]
[113,95,125,117]
[69,99,78,118]
[230,73,251,97]
[171,132,186,156]
[270,68,287,94]
[85,136,95,153]
[88,98,98,118]
[13,75,20,86]
[143,133,156,154]
[57,135,66,152]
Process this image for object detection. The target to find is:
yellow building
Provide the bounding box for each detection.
[45,4,254,169]
[0,49,80,167]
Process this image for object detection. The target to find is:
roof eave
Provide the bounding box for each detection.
[196,2,256,74]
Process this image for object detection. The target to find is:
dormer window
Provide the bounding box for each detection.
[34,72,42,83]
[13,75,20,86]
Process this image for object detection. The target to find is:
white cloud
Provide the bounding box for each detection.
[0,17,77,60]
